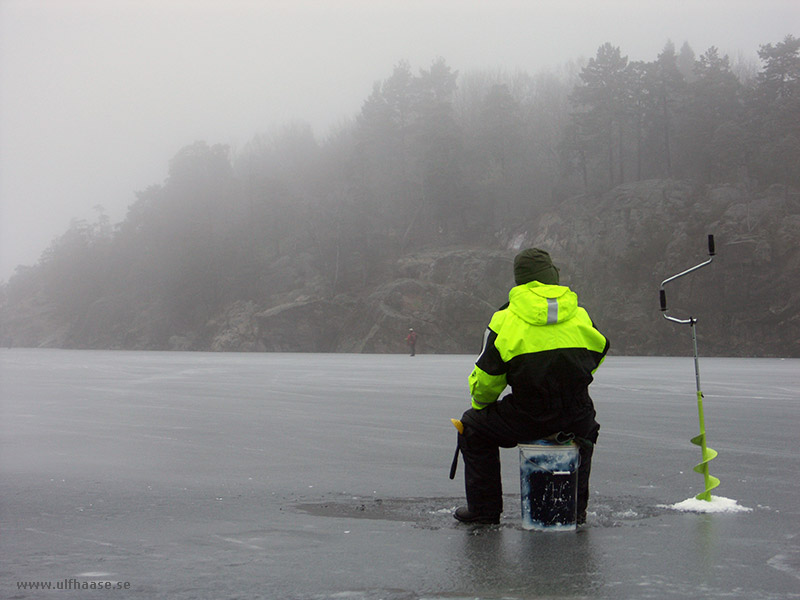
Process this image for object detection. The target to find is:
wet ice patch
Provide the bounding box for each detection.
[295,493,677,530]
[588,494,672,527]
[663,495,752,513]
[768,551,800,580]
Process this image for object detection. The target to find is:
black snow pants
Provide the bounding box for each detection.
[459,394,599,521]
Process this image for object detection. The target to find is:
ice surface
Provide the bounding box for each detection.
[1,349,799,599]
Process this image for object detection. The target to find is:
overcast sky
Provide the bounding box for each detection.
[1,0,796,280]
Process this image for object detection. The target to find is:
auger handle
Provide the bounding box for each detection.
[659,234,715,323]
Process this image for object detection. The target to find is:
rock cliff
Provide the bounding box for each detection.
[3,180,798,356]
[207,180,798,357]
[498,180,799,356]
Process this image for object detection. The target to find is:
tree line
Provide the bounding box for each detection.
[2,36,798,348]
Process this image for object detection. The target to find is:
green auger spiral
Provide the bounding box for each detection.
[690,390,720,501]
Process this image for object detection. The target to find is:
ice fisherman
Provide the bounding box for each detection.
[406,328,418,356]
[452,248,609,525]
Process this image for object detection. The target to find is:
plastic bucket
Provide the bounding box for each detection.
[519,440,579,531]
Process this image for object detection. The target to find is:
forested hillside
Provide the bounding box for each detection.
[1,37,798,356]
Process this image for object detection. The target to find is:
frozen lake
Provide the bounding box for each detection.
[1,349,798,599]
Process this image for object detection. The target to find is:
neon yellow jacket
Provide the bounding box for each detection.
[469,281,609,415]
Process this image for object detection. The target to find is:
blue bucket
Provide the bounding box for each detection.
[519,440,580,531]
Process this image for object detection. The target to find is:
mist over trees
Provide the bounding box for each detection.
[2,36,798,353]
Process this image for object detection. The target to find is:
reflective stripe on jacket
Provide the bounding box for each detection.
[468,281,609,415]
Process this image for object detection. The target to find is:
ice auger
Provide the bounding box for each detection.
[659,235,720,501]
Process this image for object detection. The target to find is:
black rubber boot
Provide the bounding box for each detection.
[453,506,500,525]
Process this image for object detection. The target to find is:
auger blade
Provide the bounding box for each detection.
[693,473,721,501]
[690,433,719,500]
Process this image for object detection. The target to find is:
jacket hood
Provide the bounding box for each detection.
[508,282,578,326]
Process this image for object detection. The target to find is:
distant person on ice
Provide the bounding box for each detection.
[406,328,418,356]
[452,248,609,525]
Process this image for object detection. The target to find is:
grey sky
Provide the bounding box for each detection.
[1,0,796,280]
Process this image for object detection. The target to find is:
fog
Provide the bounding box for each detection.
[0,0,796,280]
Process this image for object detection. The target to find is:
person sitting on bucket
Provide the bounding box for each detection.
[453,248,609,525]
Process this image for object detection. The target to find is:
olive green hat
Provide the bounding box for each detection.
[513,248,560,285]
